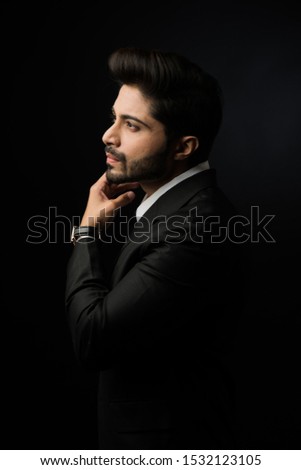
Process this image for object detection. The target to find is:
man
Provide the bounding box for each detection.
[65,47,246,450]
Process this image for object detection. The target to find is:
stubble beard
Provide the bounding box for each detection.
[106,146,171,185]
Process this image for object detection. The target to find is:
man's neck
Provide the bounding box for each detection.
[135,160,210,221]
[140,162,190,197]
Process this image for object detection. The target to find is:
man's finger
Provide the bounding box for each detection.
[106,182,140,199]
[110,182,140,191]
[107,191,136,211]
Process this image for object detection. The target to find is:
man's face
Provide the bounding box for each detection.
[102,85,173,184]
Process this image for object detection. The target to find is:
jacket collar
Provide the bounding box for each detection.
[114,169,217,259]
[139,168,217,223]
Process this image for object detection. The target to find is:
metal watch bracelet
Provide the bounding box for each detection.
[71,226,98,245]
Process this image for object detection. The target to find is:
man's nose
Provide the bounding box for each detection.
[102,122,120,147]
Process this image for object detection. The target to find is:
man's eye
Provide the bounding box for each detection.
[126,121,139,130]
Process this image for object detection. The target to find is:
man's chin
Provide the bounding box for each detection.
[106,168,131,184]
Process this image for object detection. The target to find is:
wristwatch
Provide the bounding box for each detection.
[71,226,98,245]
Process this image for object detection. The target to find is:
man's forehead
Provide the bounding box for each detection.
[113,84,151,116]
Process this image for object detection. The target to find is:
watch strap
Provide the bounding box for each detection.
[71,226,98,245]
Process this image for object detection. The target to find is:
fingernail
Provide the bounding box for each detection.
[127,191,136,200]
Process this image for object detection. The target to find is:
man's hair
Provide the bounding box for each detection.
[108,47,223,163]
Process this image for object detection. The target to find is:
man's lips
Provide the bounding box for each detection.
[106,153,120,164]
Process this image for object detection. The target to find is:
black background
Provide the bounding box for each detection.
[2,0,301,449]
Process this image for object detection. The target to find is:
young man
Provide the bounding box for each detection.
[65,47,246,450]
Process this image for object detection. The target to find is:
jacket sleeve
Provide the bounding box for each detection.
[65,236,227,370]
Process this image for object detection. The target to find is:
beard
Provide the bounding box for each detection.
[105,144,171,184]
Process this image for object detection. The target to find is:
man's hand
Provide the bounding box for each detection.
[80,173,139,228]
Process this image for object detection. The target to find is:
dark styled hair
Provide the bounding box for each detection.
[108,47,223,163]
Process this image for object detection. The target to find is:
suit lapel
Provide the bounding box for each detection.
[110,169,217,285]
[140,168,216,222]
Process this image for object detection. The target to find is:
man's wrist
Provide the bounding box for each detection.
[71,226,99,245]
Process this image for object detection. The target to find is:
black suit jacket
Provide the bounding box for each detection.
[65,169,247,449]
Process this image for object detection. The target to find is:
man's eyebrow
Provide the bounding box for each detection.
[111,107,151,129]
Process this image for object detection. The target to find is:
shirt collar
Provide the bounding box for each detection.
[136,161,210,221]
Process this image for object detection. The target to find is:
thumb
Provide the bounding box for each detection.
[110,190,136,210]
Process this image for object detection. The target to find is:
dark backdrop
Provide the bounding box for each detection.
[2,0,300,449]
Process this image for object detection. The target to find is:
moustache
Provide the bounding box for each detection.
[105,146,126,162]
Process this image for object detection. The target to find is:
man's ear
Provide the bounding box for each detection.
[174,136,199,160]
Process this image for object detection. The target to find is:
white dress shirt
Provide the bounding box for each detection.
[136,161,210,221]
